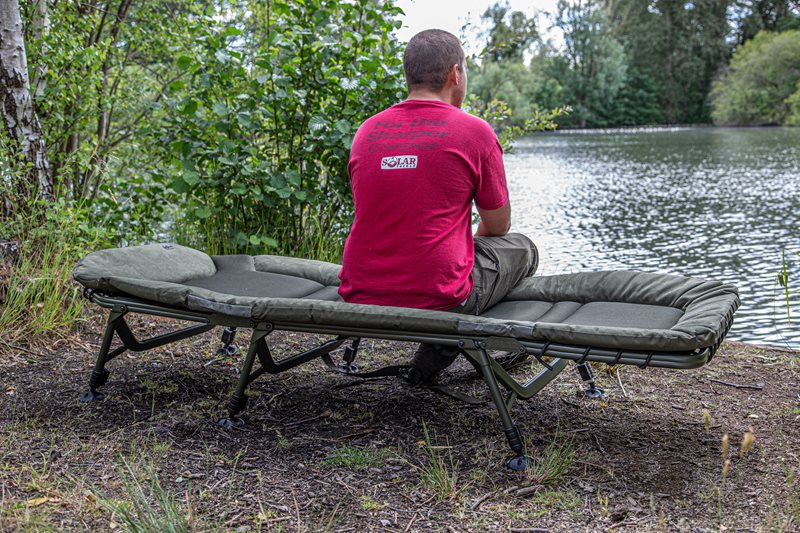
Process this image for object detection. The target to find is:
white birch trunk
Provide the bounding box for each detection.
[30,0,49,98]
[0,0,53,201]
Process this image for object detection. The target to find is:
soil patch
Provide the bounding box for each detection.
[1,311,799,531]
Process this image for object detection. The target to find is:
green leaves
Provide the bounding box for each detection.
[146,0,405,256]
[211,101,228,116]
[711,30,800,126]
[176,55,194,70]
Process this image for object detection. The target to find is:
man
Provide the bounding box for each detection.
[338,29,537,383]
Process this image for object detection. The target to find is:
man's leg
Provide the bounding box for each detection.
[408,233,537,384]
[467,233,538,315]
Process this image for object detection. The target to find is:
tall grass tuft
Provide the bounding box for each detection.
[94,455,194,533]
[527,428,575,486]
[415,420,461,501]
[0,201,113,341]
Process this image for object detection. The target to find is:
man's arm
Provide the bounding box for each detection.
[475,201,511,237]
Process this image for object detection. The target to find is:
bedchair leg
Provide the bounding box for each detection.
[576,363,607,399]
[216,327,239,357]
[218,326,269,429]
[338,337,360,373]
[464,341,533,472]
[80,307,125,402]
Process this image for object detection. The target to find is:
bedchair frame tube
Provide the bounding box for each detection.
[81,290,728,469]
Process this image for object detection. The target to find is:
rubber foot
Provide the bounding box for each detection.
[80,389,105,402]
[506,455,533,471]
[336,363,359,374]
[583,387,608,399]
[216,345,239,357]
[218,417,245,429]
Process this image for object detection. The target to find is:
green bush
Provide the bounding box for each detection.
[150,0,405,260]
[711,30,800,125]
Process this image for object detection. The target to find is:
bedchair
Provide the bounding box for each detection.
[74,243,739,470]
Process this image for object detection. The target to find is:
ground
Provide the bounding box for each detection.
[0,310,798,532]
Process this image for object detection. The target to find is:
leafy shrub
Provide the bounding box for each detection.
[711,30,800,125]
[150,0,406,259]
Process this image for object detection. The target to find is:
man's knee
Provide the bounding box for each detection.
[497,233,538,276]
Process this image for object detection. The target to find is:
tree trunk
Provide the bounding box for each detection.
[30,0,49,98]
[0,0,53,202]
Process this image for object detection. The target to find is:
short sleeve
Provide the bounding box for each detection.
[474,133,509,211]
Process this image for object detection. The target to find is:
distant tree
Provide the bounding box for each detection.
[552,0,628,127]
[604,68,666,125]
[730,0,800,44]
[711,29,800,124]
[606,0,731,123]
[481,2,538,62]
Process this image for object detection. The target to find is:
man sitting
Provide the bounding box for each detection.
[338,29,537,383]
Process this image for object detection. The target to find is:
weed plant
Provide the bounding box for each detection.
[415,420,461,501]
[94,455,194,533]
[0,201,114,341]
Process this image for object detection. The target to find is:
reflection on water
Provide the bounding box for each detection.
[505,127,800,348]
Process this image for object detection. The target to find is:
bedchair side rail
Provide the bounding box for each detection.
[86,291,718,371]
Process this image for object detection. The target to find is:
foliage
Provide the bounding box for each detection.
[465,96,570,151]
[0,201,115,339]
[151,0,405,257]
[607,0,731,124]
[550,0,628,127]
[729,0,800,45]
[710,30,800,125]
[480,2,538,62]
[20,0,201,202]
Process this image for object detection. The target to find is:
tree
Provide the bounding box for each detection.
[150,0,407,255]
[730,0,800,44]
[710,29,800,124]
[481,2,538,62]
[606,0,731,123]
[0,0,52,208]
[552,0,628,127]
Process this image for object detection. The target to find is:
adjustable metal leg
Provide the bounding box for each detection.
[80,307,126,402]
[464,341,532,471]
[216,327,239,356]
[576,363,607,399]
[218,326,271,429]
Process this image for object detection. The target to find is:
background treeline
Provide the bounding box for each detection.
[469,0,800,128]
[1,0,798,336]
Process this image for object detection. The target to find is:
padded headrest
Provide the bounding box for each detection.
[73,243,217,289]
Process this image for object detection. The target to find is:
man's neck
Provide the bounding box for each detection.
[406,89,459,107]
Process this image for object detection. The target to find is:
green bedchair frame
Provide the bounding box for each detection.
[73,244,739,470]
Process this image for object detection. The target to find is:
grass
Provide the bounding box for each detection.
[0,202,112,342]
[526,428,575,486]
[321,446,391,470]
[93,455,195,533]
[0,233,84,339]
[414,420,462,501]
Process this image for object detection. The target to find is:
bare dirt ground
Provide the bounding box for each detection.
[1,310,799,532]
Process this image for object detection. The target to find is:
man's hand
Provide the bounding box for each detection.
[475,202,511,237]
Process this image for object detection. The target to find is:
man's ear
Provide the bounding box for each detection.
[450,63,462,85]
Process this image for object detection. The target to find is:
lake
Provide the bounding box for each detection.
[504,127,800,349]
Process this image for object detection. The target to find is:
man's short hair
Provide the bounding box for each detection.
[403,29,465,92]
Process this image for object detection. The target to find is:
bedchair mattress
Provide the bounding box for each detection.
[74,243,739,353]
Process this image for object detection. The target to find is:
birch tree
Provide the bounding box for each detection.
[0,0,52,204]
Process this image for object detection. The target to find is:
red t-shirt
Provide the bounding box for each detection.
[338,99,508,310]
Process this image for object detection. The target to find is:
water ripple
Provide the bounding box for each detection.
[505,127,800,349]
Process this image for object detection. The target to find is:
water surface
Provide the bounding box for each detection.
[504,127,800,349]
